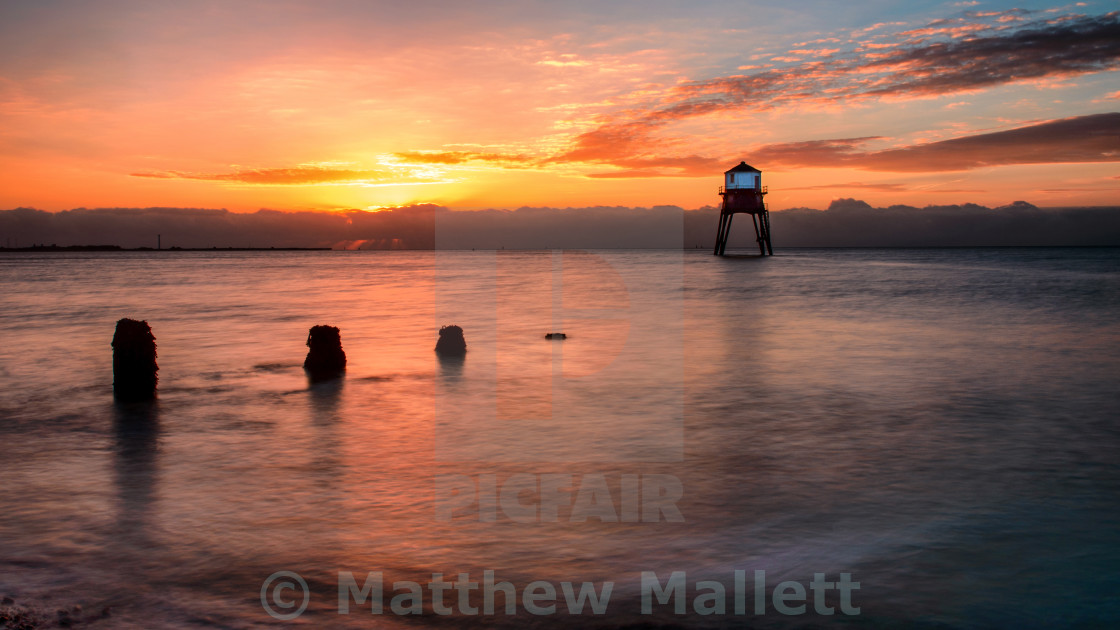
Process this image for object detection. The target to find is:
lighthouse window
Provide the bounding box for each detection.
[727,171,759,188]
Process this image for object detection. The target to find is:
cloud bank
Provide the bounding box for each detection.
[525,11,1120,177]
[131,10,1120,184]
[765,199,1120,247]
[3,203,1118,250]
[753,113,1120,171]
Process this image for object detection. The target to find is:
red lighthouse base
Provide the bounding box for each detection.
[713,188,772,256]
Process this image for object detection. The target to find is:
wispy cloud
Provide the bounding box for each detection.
[541,11,1120,176]
[393,151,535,166]
[752,113,1120,171]
[860,11,1117,97]
[122,9,1120,187]
[784,182,911,193]
[582,155,724,178]
[131,164,439,186]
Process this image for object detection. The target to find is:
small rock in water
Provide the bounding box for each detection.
[435,325,467,356]
[545,332,567,340]
[0,602,43,630]
[1,596,13,606]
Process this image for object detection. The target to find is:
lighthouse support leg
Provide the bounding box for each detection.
[751,214,765,255]
[714,211,732,256]
[712,212,726,255]
[761,209,773,255]
[720,214,734,255]
[712,213,721,255]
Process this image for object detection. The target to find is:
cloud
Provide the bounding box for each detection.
[782,181,985,194]
[765,199,1120,247]
[0,205,686,250]
[1037,187,1120,193]
[112,10,1120,184]
[784,182,911,192]
[124,10,1118,184]
[861,12,1119,97]
[131,165,435,185]
[677,12,1119,115]
[0,206,439,249]
[751,137,882,166]
[5,202,1120,250]
[392,151,535,165]
[539,11,1120,175]
[584,155,725,178]
[752,113,1120,171]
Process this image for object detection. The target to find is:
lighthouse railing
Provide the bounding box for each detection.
[718,185,768,194]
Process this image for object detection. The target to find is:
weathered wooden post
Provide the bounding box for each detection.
[304,325,346,381]
[112,318,158,401]
[435,325,467,357]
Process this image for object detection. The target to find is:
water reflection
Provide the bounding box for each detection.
[112,400,160,548]
[1,249,1114,628]
[437,353,465,384]
[307,378,344,498]
[308,377,344,423]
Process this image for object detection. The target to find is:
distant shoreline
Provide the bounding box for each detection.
[0,245,332,252]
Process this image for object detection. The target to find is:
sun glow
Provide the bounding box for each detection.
[1,3,1117,213]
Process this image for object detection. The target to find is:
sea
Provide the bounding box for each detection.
[1,247,1118,629]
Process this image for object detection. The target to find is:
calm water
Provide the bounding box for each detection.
[1,248,1118,629]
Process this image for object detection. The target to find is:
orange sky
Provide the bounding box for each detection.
[1,1,1118,213]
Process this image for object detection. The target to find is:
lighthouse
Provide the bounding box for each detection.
[713,162,772,256]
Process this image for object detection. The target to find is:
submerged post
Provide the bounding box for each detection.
[112,318,158,401]
[435,325,467,357]
[304,325,346,381]
[713,161,772,256]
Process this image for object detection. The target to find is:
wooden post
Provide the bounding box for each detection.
[304,325,346,381]
[435,325,467,357]
[112,319,158,401]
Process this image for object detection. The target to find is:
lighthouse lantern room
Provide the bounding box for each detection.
[725,164,759,190]
[713,161,772,256]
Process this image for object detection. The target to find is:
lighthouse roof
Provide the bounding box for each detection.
[725,161,761,174]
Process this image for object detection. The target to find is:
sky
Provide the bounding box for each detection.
[1,0,1118,213]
